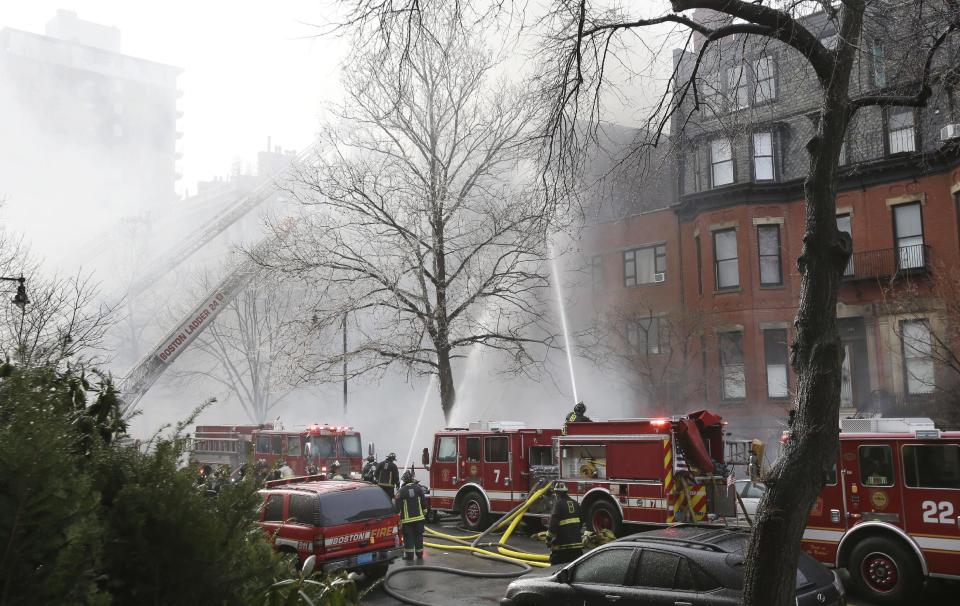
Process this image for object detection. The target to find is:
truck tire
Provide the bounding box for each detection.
[848,536,921,605]
[460,490,489,531]
[585,499,622,536]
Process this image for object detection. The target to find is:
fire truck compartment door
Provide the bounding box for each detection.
[675,418,716,474]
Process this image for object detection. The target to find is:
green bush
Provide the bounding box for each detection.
[0,365,293,605]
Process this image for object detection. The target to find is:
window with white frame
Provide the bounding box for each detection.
[711,138,733,186]
[626,315,664,356]
[893,202,924,270]
[590,255,603,293]
[753,56,777,103]
[727,65,749,109]
[753,132,775,181]
[719,332,746,400]
[757,224,783,286]
[702,70,723,110]
[837,214,854,276]
[763,328,789,398]
[624,245,666,287]
[887,107,916,154]
[713,228,739,289]
[871,39,886,88]
[901,320,934,395]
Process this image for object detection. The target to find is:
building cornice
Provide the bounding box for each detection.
[674,142,960,221]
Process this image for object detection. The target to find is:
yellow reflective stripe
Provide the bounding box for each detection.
[559,517,580,526]
[555,543,583,549]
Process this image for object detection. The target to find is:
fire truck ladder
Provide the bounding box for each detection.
[117,227,291,418]
[125,145,314,299]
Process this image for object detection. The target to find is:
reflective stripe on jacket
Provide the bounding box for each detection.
[548,495,582,552]
[396,483,427,523]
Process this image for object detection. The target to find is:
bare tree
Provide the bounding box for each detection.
[261,5,557,423]
[599,303,712,413]
[336,0,960,603]
[168,268,306,424]
[879,263,960,427]
[540,2,960,604]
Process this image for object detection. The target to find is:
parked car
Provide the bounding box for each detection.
[735,479,766,518]
[501,525,845,606]
[257,477,402,578]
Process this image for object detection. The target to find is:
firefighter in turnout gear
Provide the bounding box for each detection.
[562,401,592,435]
[376,452,400,498]
[327,460,344,480]
[395,470,428,561]
[547,482,583,565]
[361,454,377,482]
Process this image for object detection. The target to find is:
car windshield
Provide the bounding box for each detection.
[319,486,395,526]
[306,436,336,459]
[340,434,362,457]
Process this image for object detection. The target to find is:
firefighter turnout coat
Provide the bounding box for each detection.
[376,460,400,496]
[548,494,583,563]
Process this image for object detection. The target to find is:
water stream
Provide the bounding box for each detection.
[403,374,436,472]
[549,239,579,406]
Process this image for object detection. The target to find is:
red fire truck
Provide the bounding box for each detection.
[427,411,733,533]
[798,416,960,604]
[191,423,365,476]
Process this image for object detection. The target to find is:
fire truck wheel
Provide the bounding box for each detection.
[585,500,622,536]
[459,490,490,531]
[848,536,921,604]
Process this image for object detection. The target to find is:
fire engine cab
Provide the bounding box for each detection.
[800,416,960,604]
[427,411,732,533]
[191,423,364,476]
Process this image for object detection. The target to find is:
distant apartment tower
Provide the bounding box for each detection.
[0,10,182,217]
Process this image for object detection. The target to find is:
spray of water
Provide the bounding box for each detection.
[403,374,437,471]
[548,240,579,406]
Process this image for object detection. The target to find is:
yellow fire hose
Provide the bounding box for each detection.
[383,481,567,606]
[423,481,554,567]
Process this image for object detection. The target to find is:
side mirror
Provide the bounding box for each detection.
[301,555,317,577]
[557,568,571,583]
[421,447,430,467]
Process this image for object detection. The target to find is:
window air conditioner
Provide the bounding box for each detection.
[653,272,666,283]
[940,123,960,141]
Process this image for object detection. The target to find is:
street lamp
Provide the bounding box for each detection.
[0,276,28,309]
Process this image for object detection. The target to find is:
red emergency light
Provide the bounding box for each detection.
[650,419,669,427]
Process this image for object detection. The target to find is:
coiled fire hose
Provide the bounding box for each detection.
[381,482,556,606]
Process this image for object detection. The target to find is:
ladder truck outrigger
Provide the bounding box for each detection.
[426,410,735,534]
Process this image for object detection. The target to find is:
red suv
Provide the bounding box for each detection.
[258,477,402,577]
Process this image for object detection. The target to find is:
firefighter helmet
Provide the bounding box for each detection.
[402,470,415,484]
[386,452,397,461]
[574,401,586,415]
[553,482,569,493]
[366,455,376,462]
[330,460,341,469]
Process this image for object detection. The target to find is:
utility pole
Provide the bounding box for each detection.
[342,312,348,415]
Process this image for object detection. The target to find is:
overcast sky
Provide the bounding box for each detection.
[0,1,347,196]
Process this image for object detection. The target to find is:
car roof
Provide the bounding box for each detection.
[259,479,374,496]
[615,525,750,554]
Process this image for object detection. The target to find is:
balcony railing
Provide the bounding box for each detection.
[842,244,930,282]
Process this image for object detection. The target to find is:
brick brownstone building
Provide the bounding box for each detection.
[579,4,960,448]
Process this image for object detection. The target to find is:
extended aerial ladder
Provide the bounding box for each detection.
[113,146,316,416]
[118,223,293,417]
[124,146,313,299]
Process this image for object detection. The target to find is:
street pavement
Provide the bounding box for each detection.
[360,523,957,605]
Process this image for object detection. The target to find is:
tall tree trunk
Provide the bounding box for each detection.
[437,345,456,424]
[743,9,860,605]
